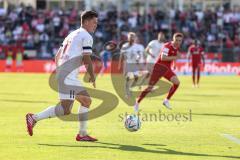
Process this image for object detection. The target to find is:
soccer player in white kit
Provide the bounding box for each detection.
[118,32,145,98]
[139,32,165,87]
[26,11,98,141]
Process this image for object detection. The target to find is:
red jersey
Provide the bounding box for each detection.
[188,45,204,65]
[156,42,179,68]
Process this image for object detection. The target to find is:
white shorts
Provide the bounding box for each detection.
[123,63,137,78]
[57,69,85,100]
[125,62,149,78]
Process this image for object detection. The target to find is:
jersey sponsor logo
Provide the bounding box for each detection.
[162,47,169,56]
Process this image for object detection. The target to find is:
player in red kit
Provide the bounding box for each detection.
[134,33,183,110]
[187,40,205,88]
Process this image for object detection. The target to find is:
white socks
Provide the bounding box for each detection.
[32,105,89,136]
[33,105,65,121]
[125,79,131,96]
[78,106,89,136]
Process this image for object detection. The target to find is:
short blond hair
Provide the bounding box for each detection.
[173,32,184,39]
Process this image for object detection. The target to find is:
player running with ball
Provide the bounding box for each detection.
[134,33,183,111]
[26,11,98,141]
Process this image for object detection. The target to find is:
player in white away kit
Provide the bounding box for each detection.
[26,11,98,141]
[139,32,165,87]
[118,32,145,98]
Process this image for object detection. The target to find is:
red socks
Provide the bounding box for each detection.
[166,84,179,100]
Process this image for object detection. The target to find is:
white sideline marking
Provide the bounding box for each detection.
[221,134,240,145]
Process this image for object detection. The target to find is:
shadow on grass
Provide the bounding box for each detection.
[149,98,199,103]
[142,143,167,147]
[0,99,54,104]
[193,113,240,118]
[171,98,199,102]
[38,142,240,159]
[184,94,221,97]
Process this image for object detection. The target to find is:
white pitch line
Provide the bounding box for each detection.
[221,133,240,145]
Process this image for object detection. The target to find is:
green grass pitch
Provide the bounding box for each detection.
[0,73,240,160]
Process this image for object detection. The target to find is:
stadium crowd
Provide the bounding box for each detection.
[0,3,239,61]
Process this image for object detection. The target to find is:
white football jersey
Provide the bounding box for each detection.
[146,40,164,63]
[58,27,93,79]
[121,43,145,63]
[136,43,145,63]
[58,27,93,66]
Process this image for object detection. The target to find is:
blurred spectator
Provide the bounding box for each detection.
[0,3,239,62]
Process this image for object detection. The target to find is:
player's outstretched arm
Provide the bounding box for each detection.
[176,51,181,59]
[201,53,205,67]
[54,47,62,67]
[187,49,191,65]
[161,54,178,61]
[118,53,123,70]
[83,54,96,88]
[145,46,155,58]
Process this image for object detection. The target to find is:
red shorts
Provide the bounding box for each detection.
[192,63,201,69]
[149,64,176,86]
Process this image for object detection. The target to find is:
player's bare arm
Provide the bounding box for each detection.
[55,47,62,67]
[161,54,179,61]
[187,49,191,65]
[136,52,141,64]
[83,54,96,88]
[145,46,155,58]
[172,60,176,70]
[143,50,147,64]
[172,52,181,69]
[201,52,205,67]
[176,51,181,59]
[118,52,124,70]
